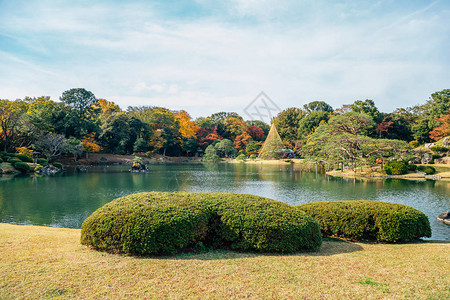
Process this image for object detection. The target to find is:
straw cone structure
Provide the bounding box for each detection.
[259,123,286,159]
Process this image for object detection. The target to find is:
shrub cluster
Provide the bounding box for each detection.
[52,162,63,169]
[383,161,407,175]
[7,157,22,164]
[297,201,431,242]
[14,162,30,173]
[406,164,417,171]
[417,165,436,175]
[37,158,49,166]
[81,192,322,255]
[16,154,33,163]
[430,145,449,152]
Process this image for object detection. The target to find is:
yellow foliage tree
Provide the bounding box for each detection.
[175,110,197,138]
[81,133,102,158]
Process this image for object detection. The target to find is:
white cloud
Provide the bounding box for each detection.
[0,0,449,117]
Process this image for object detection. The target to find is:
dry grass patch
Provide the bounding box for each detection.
[1,223,449,299]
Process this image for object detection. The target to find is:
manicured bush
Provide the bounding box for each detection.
[7,157,22,164]
[432,154,441,160]
[417,165,436,175]
[37,158,49,166]
[14,162,30,173]
[249,154,257,160]
[81,192,322,255]
[16,154,33,163]
[430,145,449,152]
[297,201,431,242]
[407,164,417,171]
[383,161,407,175]
[52,162,63,169]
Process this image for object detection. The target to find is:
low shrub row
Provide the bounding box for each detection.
[297,201,431,242]
[81,192,323,255]
[417,165,436,175]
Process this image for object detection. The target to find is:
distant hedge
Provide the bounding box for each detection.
[297,201,431,242]
[81,192,322,255]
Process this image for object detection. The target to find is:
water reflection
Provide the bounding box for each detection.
[0,163,449,240]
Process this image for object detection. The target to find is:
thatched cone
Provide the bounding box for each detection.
[259,123,286,159]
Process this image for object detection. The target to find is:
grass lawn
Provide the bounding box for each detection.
[1,223,449,299]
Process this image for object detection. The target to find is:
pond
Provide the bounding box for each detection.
[0,163,449,240]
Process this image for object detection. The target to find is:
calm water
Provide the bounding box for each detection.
[1,163,449,240]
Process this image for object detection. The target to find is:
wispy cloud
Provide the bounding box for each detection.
[0,0,449,117]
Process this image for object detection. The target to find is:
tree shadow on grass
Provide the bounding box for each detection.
[143,238,365,261]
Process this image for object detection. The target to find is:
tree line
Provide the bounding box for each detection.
[0,88,448,162]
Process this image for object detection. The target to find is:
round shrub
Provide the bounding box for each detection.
[7,157,22,164]
[417,165,436,175]
[407,164,417,171]
[52,162,63,169]
[37,158,49,166]
[14,162,30,173]
[297,201,431,242]
[383,161,407,175]
[81,192,322,255]
[16,154,33,163]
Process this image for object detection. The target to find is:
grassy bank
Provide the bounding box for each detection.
[1,224,449,299]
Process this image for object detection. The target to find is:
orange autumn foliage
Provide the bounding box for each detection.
[429,112,450,141]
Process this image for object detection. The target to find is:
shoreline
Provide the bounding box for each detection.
[58,154,450,181]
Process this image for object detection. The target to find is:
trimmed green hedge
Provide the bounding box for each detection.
[81,192,322,255]
[37,158,49,166]
[417,165,436,175]
[297,201,431,242]
[383,161,407,175]
[14,162,30,173]
[7,157,22,164]
[52,162,63,169]
[16,154,33,163]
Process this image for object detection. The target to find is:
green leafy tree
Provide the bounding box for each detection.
[215,139,234,157]
[350,99,382,123]
[303,101,333,113]
[181,136,199,156]
[0,99,29,152]
[297,111,330,140]
[274,107,305,149]
[99,112,149,154]
[58,88,100,138]
[65,137,84,161]
[202,144,220,162]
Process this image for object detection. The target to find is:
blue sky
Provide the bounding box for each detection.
[1,0,449,118]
